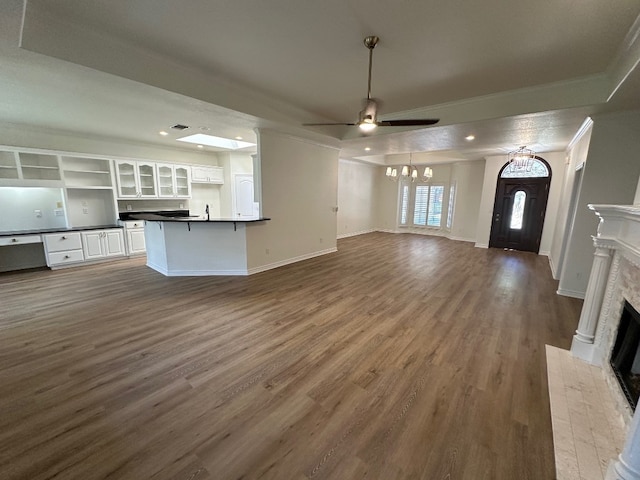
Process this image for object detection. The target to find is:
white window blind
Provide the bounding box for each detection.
[400,185,409,225]
[447,183,455,229]
[413,185,429,226]
[427,185,444,227]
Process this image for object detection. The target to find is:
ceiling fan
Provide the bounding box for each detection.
[304,36,439,132]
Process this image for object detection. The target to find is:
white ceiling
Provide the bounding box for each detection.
[1,0,640,163]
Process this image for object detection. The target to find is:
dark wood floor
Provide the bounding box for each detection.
[0,233,582,480]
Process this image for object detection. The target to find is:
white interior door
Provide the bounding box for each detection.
[233,174,258,218]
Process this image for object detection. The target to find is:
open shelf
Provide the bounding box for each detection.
[61,156,113,188]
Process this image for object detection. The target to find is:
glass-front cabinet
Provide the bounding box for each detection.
[137,162,157,198]
[115,160,158,198]
[156,163,190,198]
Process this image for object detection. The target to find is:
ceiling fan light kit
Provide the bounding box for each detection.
[303,36,439,131]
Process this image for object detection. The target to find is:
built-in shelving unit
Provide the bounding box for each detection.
[0,151,19,179]
[19,153,61,181]
[61,156,113,188]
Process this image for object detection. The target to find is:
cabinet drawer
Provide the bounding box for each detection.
[0,235,42,246]
[48,249,84,265]
[122,220,144,229]
[44,232,82,252]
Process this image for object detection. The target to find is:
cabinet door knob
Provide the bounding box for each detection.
[11,238,18,243]
[61,236,67,240]
[64,255,70,259]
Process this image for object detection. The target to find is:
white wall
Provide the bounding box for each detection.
[549,121,592,279]
[337,159,378,238]
[376,169,401,232]
[190,184,222,218]
[558,111,640,297]
[246,130,339,271]
[0,187,67,232]
[449,161,485,242]
[475,151,566,255]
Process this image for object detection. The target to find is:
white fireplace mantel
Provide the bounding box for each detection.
[590,204,640,258]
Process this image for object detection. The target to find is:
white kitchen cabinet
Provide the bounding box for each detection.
[0,235,42,246]
[191,165,224,184]
[156,164,191,198]
[43,232,84,267]
[82,229,125,260]
[0,150,62,186]
[121,220,146,256]
[115,160,158,198]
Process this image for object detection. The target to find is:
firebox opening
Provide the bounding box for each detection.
[611,300,640,411]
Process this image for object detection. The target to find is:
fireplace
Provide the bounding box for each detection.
[611,300,640,410]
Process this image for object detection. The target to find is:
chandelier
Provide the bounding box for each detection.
[507,146,536,172]
[385,154,434,182]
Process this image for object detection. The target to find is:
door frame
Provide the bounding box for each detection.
[488,156,552,253]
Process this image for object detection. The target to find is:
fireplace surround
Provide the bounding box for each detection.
[569,204,640,479]
[611,301,640,411]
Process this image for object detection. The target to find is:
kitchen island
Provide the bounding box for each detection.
[132,214,270,276]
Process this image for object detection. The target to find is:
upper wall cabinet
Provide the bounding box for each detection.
[115,160,158,198]
[60,156,113,188]
[156,164,191,198]
[191,165,224,184]
[0,150,62,186]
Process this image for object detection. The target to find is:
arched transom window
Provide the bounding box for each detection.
[501,158,549,178]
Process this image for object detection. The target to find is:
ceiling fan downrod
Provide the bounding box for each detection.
[363,36,379,100]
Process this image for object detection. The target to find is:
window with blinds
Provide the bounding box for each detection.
[413,185,429,225]
[400,183,445,228]
[427,185,444,227]
[400,185,409,225]
[447,183,456,229]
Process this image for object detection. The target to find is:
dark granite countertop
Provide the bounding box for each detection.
[131,214,270,223]
[1,224,123,237]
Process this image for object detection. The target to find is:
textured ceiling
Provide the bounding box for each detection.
[1,0,639,161]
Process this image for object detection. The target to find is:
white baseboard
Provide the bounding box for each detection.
[337,229,376,239]
[539,250,550,257]
[248,247,338,275]
[548,256,558,279]
[475,243,489,249]
[557,288,585,299]
[146,260,249,276]
[448,235,476,243]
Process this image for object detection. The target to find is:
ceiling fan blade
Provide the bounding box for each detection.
[302,122,357,126]
[377,119,440,127]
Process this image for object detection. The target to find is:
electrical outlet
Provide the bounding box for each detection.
[179,203,184,209]
[265,248,270,255]
[34,209,42,218]
[82,207,89,215]
[54,209,64,217]
[126,204,132,211]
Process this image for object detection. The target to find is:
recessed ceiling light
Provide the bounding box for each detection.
[176,133,256,150]
[159,131,168,136]
[365,147,371,151]
[465,135,475,141]
[197,145,204,149]
[235,136,243,140]
[199,126,210,131]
